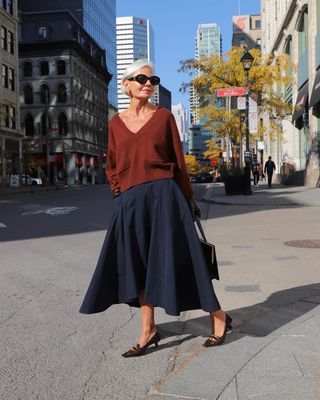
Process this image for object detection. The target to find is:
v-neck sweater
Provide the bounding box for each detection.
[106,108,193,199]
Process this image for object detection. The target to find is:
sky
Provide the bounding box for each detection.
[117,0,261,108]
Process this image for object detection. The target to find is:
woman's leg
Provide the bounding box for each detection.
[138,291,157,346]
[210,309,228,337]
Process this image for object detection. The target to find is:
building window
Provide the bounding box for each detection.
[38,26,49,40]
[40,61,49,76]
[25,114,34,136]
[255,20,261,29]
[8,0,13,15]
[58,112,68,135]
[56,60,66,75]
[2,64,8,88]
[4,105,9,127]
[23,61,33,77]
[8,31,14,54]
[41,113,51,136]
[57,83,67,103]
[40,85,50,104]
[9,67,14,90]
[317,0,320,32]
[1,26,7,51]
[297,9,308,57]
[10,106,15,129]
[24,85,33,104]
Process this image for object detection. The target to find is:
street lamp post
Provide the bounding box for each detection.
[240,48,254,195]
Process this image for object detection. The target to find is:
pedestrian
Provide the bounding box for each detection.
[251,155,260,186]
[79,59,231,357]
[264,156,276,187]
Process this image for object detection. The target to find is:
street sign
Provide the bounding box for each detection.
[249,96,258,112]
[216,87,246,97]
[249,112,258,133]
[244,151,252,163]
[237,96,246,110]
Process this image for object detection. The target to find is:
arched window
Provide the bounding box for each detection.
[57,83,67,103]
[25,114,34,136]
[56,60,66,75]
[40,60,49,76]
[23,62,33,77]
[40,84,50,104]
[297,9,308,58]
[58,112,68,136]
[24,85,33,104]
[41,113,51,136]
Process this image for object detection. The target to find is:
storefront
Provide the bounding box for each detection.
[0,136,21,186]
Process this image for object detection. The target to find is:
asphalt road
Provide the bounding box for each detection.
[0,183,209,400]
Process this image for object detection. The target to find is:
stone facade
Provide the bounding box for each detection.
[19,10,111,185]
[0,0,21,186]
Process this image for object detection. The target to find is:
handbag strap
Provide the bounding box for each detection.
[194,216,207,242]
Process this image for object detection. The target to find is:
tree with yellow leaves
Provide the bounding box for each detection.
[179,46,293,156]
[184,154,200,176]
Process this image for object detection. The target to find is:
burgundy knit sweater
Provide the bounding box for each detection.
[106,108,193,199]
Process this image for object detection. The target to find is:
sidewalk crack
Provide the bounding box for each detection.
[293,354,304,376]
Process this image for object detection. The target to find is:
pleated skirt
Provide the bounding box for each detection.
[79,178,220,316]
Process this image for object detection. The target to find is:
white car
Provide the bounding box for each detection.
[22,174,42,186]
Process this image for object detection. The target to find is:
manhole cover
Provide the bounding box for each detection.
[284,240,320,248]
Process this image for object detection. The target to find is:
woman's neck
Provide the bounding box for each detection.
[127,99,156,116]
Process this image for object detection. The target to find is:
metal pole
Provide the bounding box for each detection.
[45,89,50,186]
[244,70,252,195]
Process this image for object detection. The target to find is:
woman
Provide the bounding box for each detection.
[80,59,231,357]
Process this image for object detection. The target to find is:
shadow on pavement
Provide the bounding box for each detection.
[156,283,320,347]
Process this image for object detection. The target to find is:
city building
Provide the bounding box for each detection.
[19,10,111,185]
[190,23,222,124]
[152,84,171,111]
[116,16,154,112]
[261,0,320,187]
[0,0,21,187]
[188,125,212,163]
[232,15,262,49]
[18,0,117,113]
[172,102,189,148]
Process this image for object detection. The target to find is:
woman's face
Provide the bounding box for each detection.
[125,66,156,100]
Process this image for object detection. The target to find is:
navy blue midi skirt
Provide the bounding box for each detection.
[79,179,220,316]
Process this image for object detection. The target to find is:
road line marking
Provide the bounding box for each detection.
[0,222,7,228]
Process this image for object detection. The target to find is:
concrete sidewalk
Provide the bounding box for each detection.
[203,182,320,207]
[146,183,320,400]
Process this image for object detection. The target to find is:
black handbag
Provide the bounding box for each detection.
[195,216,219,280]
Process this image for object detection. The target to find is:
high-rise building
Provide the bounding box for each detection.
[232,15,261,49]
[0,0,21,187]
[116,16,154,111]
[18,0,117,112]
[190,23,222,124]
[172,103,189,143]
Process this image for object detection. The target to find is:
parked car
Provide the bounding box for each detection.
[190,172,213,184]
[22,174,42,186]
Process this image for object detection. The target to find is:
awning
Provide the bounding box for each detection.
[310,68,320,108]
[292,82,308,122]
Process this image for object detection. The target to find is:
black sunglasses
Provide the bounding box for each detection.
[127,74,160,86]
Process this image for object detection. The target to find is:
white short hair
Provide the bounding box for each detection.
[121,59,154,96]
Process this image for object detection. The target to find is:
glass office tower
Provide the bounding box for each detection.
[116,17,154,111]
[18,0,117,109]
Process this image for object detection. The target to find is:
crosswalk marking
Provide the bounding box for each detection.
[0,222,7,228]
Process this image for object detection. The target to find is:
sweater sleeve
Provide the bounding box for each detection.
[168,113,194,199]
[106,123,120,191]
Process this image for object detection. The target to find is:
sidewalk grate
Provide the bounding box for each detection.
[284,239,320,248]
